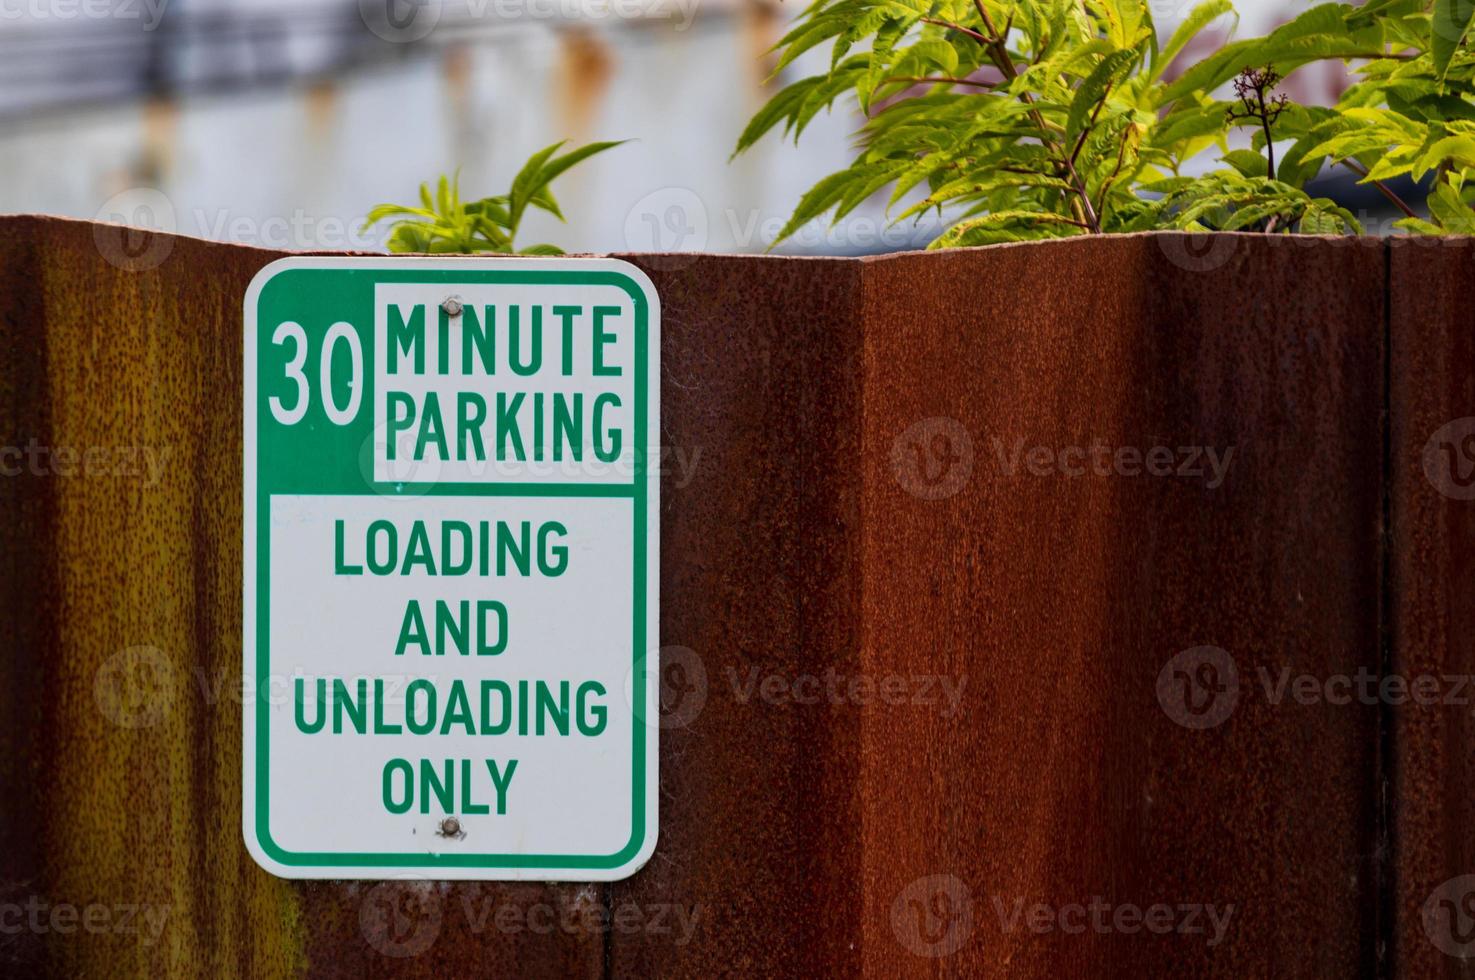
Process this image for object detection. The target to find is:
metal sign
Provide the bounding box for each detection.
[243,257,659,880]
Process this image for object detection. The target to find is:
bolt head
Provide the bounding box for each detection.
[440,297,463,317]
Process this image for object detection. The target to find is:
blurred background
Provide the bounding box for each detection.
[0,0,1407,255]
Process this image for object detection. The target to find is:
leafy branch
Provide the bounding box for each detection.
[363,140,625,254]
[735,0,1475,247]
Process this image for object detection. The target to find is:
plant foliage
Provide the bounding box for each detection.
[364,140,626,254]
[734,0,1475,246]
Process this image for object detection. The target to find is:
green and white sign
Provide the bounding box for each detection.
[242,257,659,881]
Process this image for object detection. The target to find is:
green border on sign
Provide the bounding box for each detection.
[252,268,649,869]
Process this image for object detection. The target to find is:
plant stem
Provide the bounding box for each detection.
[1097,124,1136,219]
[884,75,998,89]
[966,0,1102,232]
[1070,86,1111,167]
[1262,113,1276,181]
[920,18,990,44]
[1339,159,1417,218]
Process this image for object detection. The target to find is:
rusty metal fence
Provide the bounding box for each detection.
[1,215,1472,977]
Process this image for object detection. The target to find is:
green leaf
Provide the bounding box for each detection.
[387,224,436,253]
[1155,0,1235,78]
[436,174,452,217]
[530,186,564,222]
[894,171,1073,221]
[1365,144,1419,180]
[770,15,850,79]
[1428,180,1475,232]
[901,38,960,77]
[1432,0,1475,87]
[858,18,911,113]
[362,203,437,230]
[507,141,566,232]
[1163,5,1373,103]
[733,75,824,156]
[1394,216,1450,234]
[769,168,872,246]
[931,210,1086,248]
[1221,148,1270,177]
[1149,101,1230,149]
[1415,134,1475,179]
[1066,48,1140,148]
[509,139,627,234]
[466,197,513,228]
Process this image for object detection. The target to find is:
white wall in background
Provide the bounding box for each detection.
[0,0,1338,255]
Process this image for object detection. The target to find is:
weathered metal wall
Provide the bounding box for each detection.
[1389,237,1475,980]
[858,237,1386,976]
[0,216,1467,977]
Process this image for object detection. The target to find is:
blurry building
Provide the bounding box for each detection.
[0,0,1413,255]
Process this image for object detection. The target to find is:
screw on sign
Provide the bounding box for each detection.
[359,879,443,958]
[1156,646,1239,730]
[1424,875,1475,958]
[891,874,975,957]
[891,417,974,500]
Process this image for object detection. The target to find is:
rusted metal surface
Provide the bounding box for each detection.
[0,216,1447,977]
[0,216,605,978]
[858,236,1386,976]
[1389,237,1475,979]
[609,254,868,977]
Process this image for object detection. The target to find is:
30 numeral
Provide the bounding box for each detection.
[269,320,363,426]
